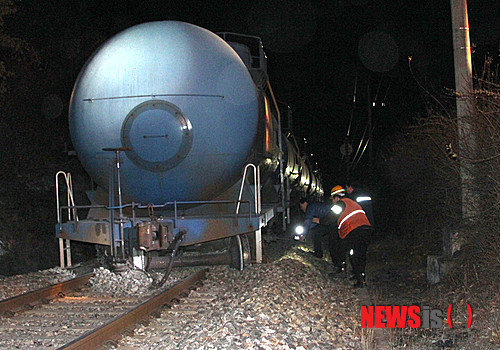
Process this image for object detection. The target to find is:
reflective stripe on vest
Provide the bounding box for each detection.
[338,209,366,229]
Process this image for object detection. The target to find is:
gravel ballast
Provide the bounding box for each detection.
[0,239,366,350]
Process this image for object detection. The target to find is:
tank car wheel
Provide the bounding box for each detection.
[229,234,251,270]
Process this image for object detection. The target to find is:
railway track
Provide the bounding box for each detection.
[0,269,207,349]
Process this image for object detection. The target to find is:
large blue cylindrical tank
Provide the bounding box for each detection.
[69,21,259,203]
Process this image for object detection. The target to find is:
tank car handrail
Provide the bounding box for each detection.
[57,204,109,223]
[217,32,267,72]
[55,171,79,224]
[55,171,77,268]
[135,199,250,208]
[134,200,252,229]
[59,199,252,212]
[58,199,254,231]
[236,164,261,215]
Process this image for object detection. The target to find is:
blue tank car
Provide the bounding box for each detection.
[70,21,261,203]
[57,21,324,271]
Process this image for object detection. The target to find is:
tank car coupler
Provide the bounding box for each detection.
[137,222,174,251]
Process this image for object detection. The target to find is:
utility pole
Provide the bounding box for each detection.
[450,0,477,222]
[428,1,476,284]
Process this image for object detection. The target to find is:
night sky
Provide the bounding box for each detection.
[6,0,500,188]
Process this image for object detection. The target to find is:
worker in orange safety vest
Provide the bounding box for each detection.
[329,185,372,288]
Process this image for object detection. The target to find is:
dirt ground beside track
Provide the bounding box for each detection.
[364,235,499,350]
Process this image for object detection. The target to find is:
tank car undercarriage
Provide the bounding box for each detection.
[56,163,275,278]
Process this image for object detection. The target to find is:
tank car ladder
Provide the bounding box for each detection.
[55,171,78,268]
[236,163,263,263]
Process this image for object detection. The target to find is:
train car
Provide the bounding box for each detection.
[55,21,323,274]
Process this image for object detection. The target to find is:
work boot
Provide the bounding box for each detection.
[353,273,366,288]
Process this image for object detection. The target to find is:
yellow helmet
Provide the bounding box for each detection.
[330,185,345,197]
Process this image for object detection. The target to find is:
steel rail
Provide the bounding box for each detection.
[58,268,208,350]
[0,273,94,315]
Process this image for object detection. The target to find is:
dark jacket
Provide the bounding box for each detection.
[302,201,334,235]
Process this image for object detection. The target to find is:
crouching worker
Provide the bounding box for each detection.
[298,197,336,259]
[330,186,372,288]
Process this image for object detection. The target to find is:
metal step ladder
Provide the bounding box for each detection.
[236,164,263,263]
[55,171,78,268]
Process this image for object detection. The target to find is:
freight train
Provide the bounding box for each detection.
[55,21,323,274]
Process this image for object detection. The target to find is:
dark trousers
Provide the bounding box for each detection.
[311,224,334,257]
[331,226,372,276]
[329,232,345,267]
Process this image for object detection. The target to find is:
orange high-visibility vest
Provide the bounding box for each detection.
[337,198,371,239]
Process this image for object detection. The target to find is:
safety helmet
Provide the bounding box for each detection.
[330,185,345,197]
